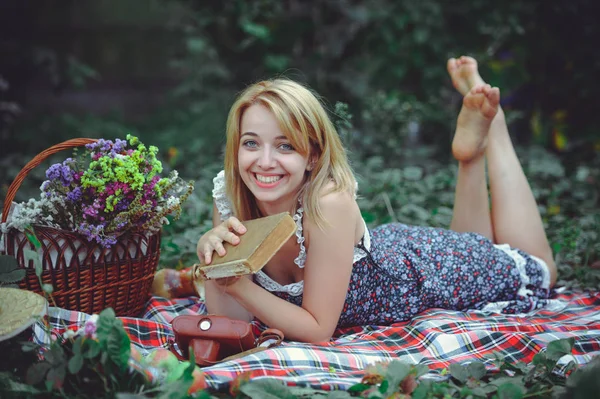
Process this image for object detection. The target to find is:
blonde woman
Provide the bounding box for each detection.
[197,59,556,343]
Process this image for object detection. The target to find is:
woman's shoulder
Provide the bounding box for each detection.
[317,181,357,208]
[305,183,360,229]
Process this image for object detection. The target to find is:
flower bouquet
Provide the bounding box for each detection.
[0,136,194,316]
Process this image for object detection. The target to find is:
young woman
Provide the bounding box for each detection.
[196,56,557,343]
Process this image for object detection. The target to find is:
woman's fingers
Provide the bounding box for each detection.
[203,245,213,265]
[213,240,226,257]
[223,231,240,245]
[226,217,247,235]
[198,218,247,265]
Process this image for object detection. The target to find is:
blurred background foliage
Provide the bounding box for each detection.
[0,0,598,287]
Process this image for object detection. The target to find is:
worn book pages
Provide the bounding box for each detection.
[194,212,297,280]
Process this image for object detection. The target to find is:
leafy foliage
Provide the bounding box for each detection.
[0,254,25,287]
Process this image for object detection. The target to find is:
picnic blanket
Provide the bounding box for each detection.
[35,289,600,392]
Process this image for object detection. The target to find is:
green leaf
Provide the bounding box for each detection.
[496,382,524,399]
[386,360,411,388]
[378,379,389,393]
[107,321,131,370]
[186,37,206,54]
[46,365,66,390]
[471,386,493,397]
[413,364,430,378]
[403,166,423,181]
[42,283,53,294]
[84,340,101,359]
[0,255,25,283]
[0,268,25,283]
[25,362,51,385]
[467,361,487,380]
[68,354,83,374]
[348,383,371,393]
[24,228,42,249]
[545,338,575,361]
[449,363,469,383]
[240,21,270,41]
[97,308,117,346]
[72,338,82,355]
[411,380,432,399]
[240,379,297,399]
[44,345,65,365]
[21,342,39,352]
[532,353,546,365]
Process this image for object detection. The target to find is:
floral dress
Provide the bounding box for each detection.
[212,171,552,328]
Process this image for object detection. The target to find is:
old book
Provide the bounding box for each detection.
[194,212,297,280]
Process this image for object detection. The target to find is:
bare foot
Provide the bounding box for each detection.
[452,84,500,162]
[447,56,486,96]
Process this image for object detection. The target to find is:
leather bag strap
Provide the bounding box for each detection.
[256,328,284,347]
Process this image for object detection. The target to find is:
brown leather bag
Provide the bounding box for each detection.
[170,315,284,366]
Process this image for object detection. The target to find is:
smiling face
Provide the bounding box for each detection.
[238,103,312,215]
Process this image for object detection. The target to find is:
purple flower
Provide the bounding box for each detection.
[83,317,98,338]
[66,187,83,202]
[83,205,98,218]
[46,160,76,187]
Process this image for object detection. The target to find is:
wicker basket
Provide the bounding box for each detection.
[1,138,161,317]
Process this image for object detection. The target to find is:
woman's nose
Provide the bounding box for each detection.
[257,148,276,169]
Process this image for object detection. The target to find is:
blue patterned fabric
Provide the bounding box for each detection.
[258,223,550,327]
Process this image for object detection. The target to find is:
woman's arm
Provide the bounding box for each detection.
[226,191,358,342]
[202,202,254,322]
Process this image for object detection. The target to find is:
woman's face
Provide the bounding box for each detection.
[238,103,311,213]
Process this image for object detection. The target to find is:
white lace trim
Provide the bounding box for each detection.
[530,254,551,290]
[212,170,233,222]
[292,207,306,268]
[479,244,553,313]
[255,271,305,297]
[494,243,533,297]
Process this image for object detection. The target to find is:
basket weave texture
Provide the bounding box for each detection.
[1,139,161,317]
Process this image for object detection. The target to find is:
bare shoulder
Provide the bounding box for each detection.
[311,183,360,229]
[319,188,357,213]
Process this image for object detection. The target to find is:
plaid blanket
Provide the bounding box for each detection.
[35,290,600,392]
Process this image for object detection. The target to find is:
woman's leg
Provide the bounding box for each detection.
[448,56,557,286]
[449,85,497,241]
[486,109,557,285]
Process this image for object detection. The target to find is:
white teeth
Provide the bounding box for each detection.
[255,174,282,184]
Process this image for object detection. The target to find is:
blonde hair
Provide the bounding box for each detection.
[224,78,356,228]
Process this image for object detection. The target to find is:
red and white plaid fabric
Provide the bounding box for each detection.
[35,291,600,391]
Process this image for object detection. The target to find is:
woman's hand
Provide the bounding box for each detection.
[197,217,247,265]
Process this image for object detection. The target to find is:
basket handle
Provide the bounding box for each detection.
[2,138,98,223]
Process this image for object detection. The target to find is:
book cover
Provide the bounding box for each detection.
[194,212,297,280]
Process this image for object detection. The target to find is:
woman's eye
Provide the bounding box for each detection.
[242,140,258,148]
[279,143,295,151]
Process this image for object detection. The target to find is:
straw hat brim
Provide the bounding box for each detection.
[0,287,48,341]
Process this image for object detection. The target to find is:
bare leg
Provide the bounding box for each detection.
[486,109,557,285]
[449,84,498,241]
[448,56,557,286]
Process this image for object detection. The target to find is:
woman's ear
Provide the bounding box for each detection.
[306,156,317,171]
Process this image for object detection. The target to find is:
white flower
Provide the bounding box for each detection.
[166,196,180,208]
[63,329,77,339]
